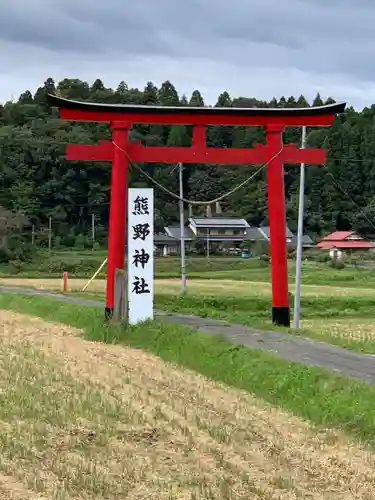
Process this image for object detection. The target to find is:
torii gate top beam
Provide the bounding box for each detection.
[47,94,346,127]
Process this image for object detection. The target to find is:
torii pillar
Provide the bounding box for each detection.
[47,94,346,326]
[107,122,130,318]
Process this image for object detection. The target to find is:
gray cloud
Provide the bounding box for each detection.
[0,0,375,108]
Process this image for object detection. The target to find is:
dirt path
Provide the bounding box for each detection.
[2,285,375,386]
[1,309,375,499]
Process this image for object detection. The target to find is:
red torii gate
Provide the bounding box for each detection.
[47,95,345,327]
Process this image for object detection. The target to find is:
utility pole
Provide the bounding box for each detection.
[48,216,52,252]
[206,229,210,258]
[179,163,187,294]
[293,126,307,329]
[92,213,95,244]
[32,224,35,246]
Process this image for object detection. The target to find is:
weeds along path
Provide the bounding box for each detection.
[2,285,375,385]
[0,309,375,499]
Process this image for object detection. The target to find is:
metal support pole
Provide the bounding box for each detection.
[293,126,307,329]
[179,163,187,294]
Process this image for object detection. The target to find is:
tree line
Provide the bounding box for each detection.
[0,76,374,260]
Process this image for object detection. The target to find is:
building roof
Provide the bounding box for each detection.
[244,227,265,240]
[302,234,314,245]
[188,217,250,228]
[164,226,195,240]
[154,232,177,244]
[289,235,314,247]
[199,235,246,241]
[317,241,374,249]
[258,226,295,239]
[159,224,314,246]
[319,231,357,241]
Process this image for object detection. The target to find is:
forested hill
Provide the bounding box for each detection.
[1,77,375,244]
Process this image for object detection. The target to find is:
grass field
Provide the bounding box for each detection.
[6,275,375,297]
[2,252,268,279]
[3,249,375,352]
[4,249,375,286]
[3,270,375,353]
[2,251,375,496]
[1,296,375,498]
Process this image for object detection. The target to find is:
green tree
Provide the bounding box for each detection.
[189,90,205,106]
[1,76,375,247]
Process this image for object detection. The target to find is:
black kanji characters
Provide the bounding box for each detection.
[132,277,150,294]
[132,196,149,216]
[131,193,152,302]
[132,249,150,269]
[132,223,150,241]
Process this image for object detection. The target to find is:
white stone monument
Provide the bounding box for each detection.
[127,188,154,325]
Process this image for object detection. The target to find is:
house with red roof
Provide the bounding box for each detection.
[316,230,374,257]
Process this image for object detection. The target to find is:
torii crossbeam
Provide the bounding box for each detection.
[47,94,346,327]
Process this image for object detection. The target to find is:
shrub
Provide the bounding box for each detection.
[259,254,270,264]
[53,236,62,249]
[0,247,12,263]
[12,244,34,263]
[62,230,77,248]
[329,258,345,270]
[3,235,35,263]
[253,240,270,256]
[317,253,331,263]
[303,249,330,262]
[74,233,85,249]
[8,260,25,272]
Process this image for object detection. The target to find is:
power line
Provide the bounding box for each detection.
[322,166,375,231]
[329,157,371,163]
[113,141,282,205]
[3,130,375,215]
[299,133,375,230]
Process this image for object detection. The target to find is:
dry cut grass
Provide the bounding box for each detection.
[0,311,375,498]
[2,276,375,298]
[302,318,375,342]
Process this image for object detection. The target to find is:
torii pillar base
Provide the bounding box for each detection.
[272,308,290,327]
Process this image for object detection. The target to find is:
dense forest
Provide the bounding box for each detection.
[1,76,375,255]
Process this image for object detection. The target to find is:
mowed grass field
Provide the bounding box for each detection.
[4,250,375,284]
[3,256,375,352]
[1,298,375,498]
[6,275,375,297]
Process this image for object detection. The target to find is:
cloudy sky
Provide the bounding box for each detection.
[1,0,375,109]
